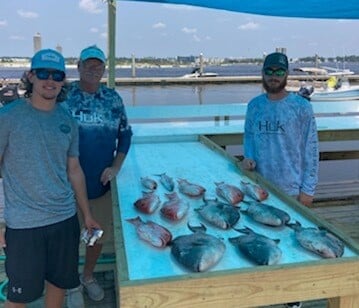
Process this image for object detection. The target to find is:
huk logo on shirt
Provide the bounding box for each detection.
[72,110,103,124]
[258,120,285,133]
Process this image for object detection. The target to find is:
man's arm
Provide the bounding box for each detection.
[67,156,100,230]
[100,152,127,185]
[301,113,319,201]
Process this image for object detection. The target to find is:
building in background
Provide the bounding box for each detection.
[55,44,63,54]
[33,32,42,54]
[276,47,287,55]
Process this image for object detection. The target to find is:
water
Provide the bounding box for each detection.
[120,83,262,106]
[2,62,359,106]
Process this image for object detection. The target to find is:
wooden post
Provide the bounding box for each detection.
[107,0,116,89]
[131,54,136,78]
[199,53,204,75]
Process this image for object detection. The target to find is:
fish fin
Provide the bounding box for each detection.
[233,226,253,234]
[285,220,301,229]
[187,222,206,233]
[228,236,240,243]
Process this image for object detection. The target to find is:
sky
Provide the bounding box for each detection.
[0,0,359,59]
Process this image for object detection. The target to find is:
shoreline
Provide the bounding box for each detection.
[0,63,194,69]
[2,75,359,87]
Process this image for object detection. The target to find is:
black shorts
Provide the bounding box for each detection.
[4,215,80,303]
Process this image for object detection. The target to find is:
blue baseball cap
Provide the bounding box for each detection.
[263,52,288,70]
[31,49,65,72]
[80,45,106,63]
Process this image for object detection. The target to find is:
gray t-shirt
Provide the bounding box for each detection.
[0,99,79,229]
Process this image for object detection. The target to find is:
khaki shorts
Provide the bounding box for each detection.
[78,190,113,244]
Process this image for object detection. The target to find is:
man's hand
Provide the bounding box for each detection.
[84,215,101,232]
[0,226,6,248]
[101,166,118,186]
[299,192,314,207]
[240,158,256,171]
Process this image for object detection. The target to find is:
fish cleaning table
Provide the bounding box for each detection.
[112,135,359,308]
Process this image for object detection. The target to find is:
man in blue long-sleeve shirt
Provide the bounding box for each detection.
[241,52,319,308]
[65,45,132,307]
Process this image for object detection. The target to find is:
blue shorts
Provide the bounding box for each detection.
[4,215,80,303]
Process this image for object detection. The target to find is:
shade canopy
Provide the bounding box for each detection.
[119,0,359,19]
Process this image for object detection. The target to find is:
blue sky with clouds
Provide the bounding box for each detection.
[0,0,358,59]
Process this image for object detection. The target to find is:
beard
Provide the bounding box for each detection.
[263,77,287,94]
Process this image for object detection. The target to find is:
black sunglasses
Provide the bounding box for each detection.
[34,69,65,82]
[263,68,287,77]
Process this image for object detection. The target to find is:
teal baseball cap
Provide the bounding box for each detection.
[31,49,65,72]
[80,45,106,63]
[263,52,288,70]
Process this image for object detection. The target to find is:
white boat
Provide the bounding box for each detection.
[310,83,359,101]
[293,67,328,76]
[181,67,218,78]
[295,66,359,101]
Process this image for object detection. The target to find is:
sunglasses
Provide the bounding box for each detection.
[263,68,287,77]
[34,69,65,82]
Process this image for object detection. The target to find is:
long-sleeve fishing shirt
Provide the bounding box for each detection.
[244,92,319,196]
[65,82,132,199]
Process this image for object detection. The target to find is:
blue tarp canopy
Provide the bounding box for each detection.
[119,0,359,19]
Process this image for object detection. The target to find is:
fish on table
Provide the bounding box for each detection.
[160,192,189,221]
[177,178,206,198]
[240,181,269,202]
[240,201,291,227]
[215,182,244,206]
[170,224,226,272]
[134,191,161,214]
[196,199,240,229]
[155,173,175,191]
[287,221,345,258]
[140,176,158,190]
[229,227,282,265]
[126,216,172,248]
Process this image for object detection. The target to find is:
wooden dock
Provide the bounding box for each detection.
[3,74,359,87]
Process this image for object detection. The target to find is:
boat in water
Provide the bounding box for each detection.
[296,67,359,101]
[181,67,218,78]
[309,84,359,101]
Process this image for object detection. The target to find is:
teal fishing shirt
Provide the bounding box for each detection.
[244,92,319,196]
[65,82,132,199]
